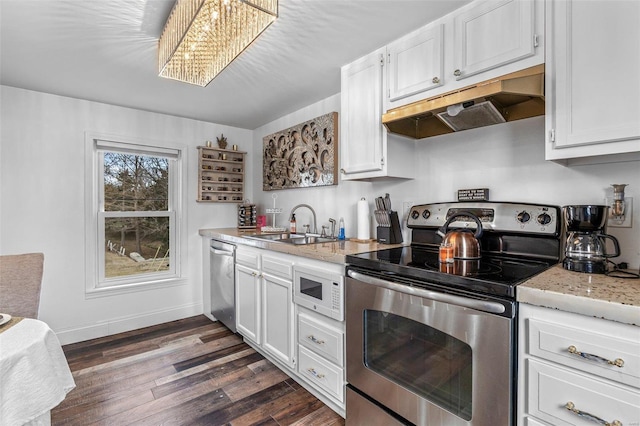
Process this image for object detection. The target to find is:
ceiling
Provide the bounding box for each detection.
[0,0,470,130]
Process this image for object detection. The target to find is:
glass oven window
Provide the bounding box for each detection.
[363,310,472,420]
[300,277,323,300]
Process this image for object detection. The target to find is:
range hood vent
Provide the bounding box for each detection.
[382,64,545,139]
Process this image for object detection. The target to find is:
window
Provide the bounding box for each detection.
[85,134,184,294]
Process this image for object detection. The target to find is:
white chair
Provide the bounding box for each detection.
[0,252,44,318]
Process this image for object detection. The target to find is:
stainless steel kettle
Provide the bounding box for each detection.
[437,212,483,259]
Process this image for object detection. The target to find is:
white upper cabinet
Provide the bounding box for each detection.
[452,0,536,81]
[383,0,543,113]
[340,47,386,177]
[387,24,444,104]
[545,0,640,162]
[340,48,415,180]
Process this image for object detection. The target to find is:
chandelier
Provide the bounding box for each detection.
[158,0,278,87]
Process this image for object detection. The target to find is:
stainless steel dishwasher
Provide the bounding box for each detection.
[209,239,236,332]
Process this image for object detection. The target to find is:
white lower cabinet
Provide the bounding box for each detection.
[298,345,343,401]
[235,247,295,368]
[235,246,346,416]
[296,306,346,407]
[262,271,294,368]
[518,304,640,426]
[235,263,261,344]
[526,358,640,425]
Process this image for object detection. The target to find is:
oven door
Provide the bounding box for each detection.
[346,268,514,426]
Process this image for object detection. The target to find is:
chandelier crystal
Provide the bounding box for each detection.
[158,0,278,87]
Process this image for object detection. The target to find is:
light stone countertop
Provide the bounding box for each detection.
[517,264,640,326]
[199,227,403,264]
[202,228,640,326]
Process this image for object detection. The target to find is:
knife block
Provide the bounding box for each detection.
[377,211,403,244]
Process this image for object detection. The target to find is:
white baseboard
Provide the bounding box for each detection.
[55,302,204,345]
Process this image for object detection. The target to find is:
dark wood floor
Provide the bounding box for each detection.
[52,315,345,426]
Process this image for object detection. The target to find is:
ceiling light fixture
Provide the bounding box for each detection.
[158,0,278,87]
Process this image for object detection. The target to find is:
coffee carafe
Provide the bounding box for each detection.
[563,205,620,274]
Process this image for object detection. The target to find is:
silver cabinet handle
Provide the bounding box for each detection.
[454,69,462,77]
[307,335,325,345]
[347,270,505,314]
[568,346,624,368]
[565,402,622,426]
[307,368,325,379]
[432,76,440,84]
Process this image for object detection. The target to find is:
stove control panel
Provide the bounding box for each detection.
[407,202,561,235]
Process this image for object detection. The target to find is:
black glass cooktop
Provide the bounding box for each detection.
[346,246,555,299]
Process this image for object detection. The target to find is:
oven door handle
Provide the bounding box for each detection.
[347,270,506,314]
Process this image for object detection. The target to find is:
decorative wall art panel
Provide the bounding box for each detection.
[263,112,338,191]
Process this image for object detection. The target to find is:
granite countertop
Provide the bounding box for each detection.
[199,227,403,264]
[518,264,640,326]
[202,228,639,326]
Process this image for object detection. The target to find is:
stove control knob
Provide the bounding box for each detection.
[537,213,552,225]
[422,209,431,219]
[410,210,420,220]
[516,211,531,223]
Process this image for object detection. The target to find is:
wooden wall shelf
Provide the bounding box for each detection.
[197,146,246,203]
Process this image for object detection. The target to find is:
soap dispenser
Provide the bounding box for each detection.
[338,217,345,240]
[290,214,297,234]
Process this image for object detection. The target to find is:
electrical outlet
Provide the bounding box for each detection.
[605,197,633,228]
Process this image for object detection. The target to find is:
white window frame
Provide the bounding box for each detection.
[84,132,187,297]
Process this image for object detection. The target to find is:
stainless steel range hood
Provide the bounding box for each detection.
[382,64,545,139]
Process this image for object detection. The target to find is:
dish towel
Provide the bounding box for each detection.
[0,319,76,426]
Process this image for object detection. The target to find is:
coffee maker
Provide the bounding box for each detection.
[563,205,620,274]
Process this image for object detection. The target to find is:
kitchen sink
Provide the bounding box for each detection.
[243,233,297,241]
[243,233,336,245]
[279,235,338,245]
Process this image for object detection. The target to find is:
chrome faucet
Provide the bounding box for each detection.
[328,218,336,238]
[290,204,317,234]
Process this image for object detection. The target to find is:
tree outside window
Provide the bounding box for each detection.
[102,152,172,279]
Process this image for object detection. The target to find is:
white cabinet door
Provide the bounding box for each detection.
[546,0,640,159]
[453,0,536,80]
[235,263,261,344]
[387,24,444,104]
[340,48,386,177]
[262,272,294,368]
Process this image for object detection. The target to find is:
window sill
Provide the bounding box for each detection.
[85,276,188,299]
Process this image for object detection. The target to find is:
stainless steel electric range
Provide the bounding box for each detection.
[345,201,562,426]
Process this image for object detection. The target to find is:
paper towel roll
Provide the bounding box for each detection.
[357,197,370,240]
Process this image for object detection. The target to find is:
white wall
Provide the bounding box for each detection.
[2,86,638,344]
[252,95,640,269]
[0,86,252,343]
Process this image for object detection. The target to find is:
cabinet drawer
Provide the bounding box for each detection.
[261,254,293,280]
[236,248,260,269]
[298,312,344,367]
[526,359,640,426]
[298,346,344,402]
[527,312,640,388]
[523,417,552,426]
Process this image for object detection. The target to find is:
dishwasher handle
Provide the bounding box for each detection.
[210,247,234,256]
[347,270,506,314]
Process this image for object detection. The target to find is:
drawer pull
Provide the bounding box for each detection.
[307,367,325,379]
[564,401,622,426]
[307,335,325,345]
[567,345,624,368]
